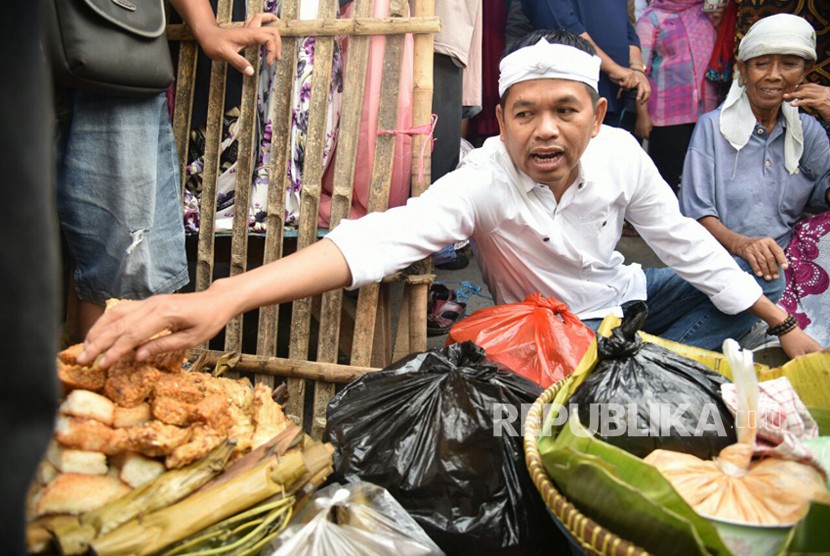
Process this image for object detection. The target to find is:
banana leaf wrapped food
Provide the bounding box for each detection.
[644,340,830,527]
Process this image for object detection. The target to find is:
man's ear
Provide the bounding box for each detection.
[592,97,608,137]
[496,103,506,142]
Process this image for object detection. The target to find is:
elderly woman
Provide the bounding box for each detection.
[680,13,830,347]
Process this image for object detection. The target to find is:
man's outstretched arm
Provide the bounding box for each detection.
[77,239,351,368]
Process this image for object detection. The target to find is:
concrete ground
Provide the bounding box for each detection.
[427,236,663,349]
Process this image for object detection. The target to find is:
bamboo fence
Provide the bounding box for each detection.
[167,0,439,437]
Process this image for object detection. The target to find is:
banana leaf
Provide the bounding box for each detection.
[539,414,731,555]
[809,408,830,436]
[784,500,830,554]
[759,350,830,409]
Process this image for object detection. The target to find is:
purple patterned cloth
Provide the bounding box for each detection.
[780,211,830,345]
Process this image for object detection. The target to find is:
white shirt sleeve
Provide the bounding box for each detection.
[326,167,488,289]
[624,140,763,315]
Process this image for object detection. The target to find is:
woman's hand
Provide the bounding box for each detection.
[634,107,653,139]
[77,288,236,369]
[630,70,651,104]
[195,13,282,75]
[784,83,830,121]
[778,326,825,359]
[731,236,788,281]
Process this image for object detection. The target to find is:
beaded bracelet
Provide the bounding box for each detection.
[766,313,798,337]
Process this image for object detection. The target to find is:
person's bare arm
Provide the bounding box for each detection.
[627,45,651,103]
[698,216,788,281]
[77,239,351,368]
[578,32,638,90]
[748,295,823,358]
[169,0,281,75]
[634,98,652,139]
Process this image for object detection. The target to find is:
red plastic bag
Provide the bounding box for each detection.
[446,293,594,387]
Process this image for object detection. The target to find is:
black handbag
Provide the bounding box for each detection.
[45,0,175,97]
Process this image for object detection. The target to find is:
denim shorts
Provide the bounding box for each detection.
[57,91,189,304]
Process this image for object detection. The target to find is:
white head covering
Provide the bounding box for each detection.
[498,38,602,97]
[719,14,817,174]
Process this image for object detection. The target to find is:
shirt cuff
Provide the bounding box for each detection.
[325,220,386,290]
[708,272,763,315]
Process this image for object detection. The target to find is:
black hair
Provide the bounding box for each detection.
[500,29,600,109]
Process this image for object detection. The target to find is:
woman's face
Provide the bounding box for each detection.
[738,54,808,113]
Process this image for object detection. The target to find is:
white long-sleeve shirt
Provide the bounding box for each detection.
[327,125,762,320]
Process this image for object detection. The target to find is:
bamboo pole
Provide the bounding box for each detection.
[166,17,440,40]
[350,0,407,368]
[224,0,265,355]
[193,0,232,322]
[189,348,378,383]
[286,0,337,424]
[404,0,435,354]
[392,283,411,362]
[255,0,300,387]
[311,0,375,440]
[171,41,198,202]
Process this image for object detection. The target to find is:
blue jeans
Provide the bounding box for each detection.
[57,91,189,304]
[583,257,785,351]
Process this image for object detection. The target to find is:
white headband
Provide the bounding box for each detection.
[498,39,601,97]
[738,13,816,62]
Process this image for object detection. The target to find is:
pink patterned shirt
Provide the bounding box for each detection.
[636,5,719,127]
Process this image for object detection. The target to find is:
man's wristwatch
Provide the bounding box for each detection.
[630,63,647,73]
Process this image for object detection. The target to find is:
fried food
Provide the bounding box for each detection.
[204,376,254,412]
[46,441,108,475]
[59,389,115,425]
[112,403,152,428]
[114,452,166,488]
[150,396,199,427]
[57,343,85,366]
[153,371,210,403]
[251,383,290,449]
[120,421,192,458]
[54,416,122,456]
[195,394,232,433]
[104,365,162,407]
[165,424,227,469]
[34,474,130,517]
[57,360,106,392]
[226,403,255,455]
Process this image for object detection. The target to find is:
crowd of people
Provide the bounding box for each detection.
[79,1,830,364]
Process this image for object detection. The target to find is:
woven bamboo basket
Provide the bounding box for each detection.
[523,379,649,556]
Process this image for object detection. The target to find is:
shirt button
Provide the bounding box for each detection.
[578,183,584,189]
[757,128,764,135]
[765,159,771,167]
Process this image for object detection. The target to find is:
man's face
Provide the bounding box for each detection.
[496,78,606,190]
[738,54,808,113]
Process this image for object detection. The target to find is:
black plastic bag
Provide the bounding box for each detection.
[325,341,566,555]
[570,302,737,459]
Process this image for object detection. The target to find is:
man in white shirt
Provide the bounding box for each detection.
[78,29,823,369]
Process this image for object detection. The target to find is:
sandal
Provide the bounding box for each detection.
[427,298,467,337]
[429,283,456,307]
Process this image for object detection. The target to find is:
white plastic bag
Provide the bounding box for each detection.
[264,482,443,556]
